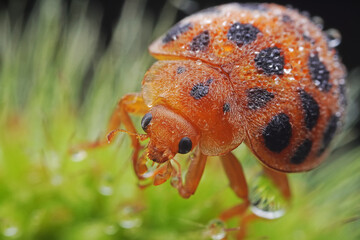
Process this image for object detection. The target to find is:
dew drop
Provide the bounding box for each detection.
[249,171,288,220]
[118,206,142,229]
[3,226,19,238]
[312,16,324,29]
[99,185,113,196]
[325,28,342,48]
[50,174,63,186]
[141,162,158,179]
[203,219,227,240]
[284,68,292,74]
[104,224,118,235]
[71,150,87,162]
[196,60,203,65]
[98,175,114,196]
[170,176,180,188]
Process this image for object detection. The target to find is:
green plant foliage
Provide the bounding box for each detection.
[0,0,359,239]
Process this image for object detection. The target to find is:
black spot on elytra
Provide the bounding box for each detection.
[308,53,331,92]
[190,79,213,100]
[318,115,339,155]
[162,23,192,43]
[290,139,312,164]
[299,90,320,130]
[263,113,292,153]
[227,23,260,46]
[247,88,274,110]
[177,66,186,74]
[190,30,210,52]
[223,103,230,113]
[255,47,284,75]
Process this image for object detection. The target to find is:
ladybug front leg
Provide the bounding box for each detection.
[219,152,250,221]
[171,147,208,199]
[219,152,253,240]
[75,93,150,179]
[108,93,150,179]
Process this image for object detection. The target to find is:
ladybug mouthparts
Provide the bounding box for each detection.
[147,146,174,163]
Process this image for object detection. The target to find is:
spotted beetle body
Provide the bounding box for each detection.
[142,3,346,172]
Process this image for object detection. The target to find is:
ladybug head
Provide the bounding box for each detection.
[141,105,200,163]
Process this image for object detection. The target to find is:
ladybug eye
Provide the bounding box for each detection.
[141,113,152,131]
[178,137,192,154]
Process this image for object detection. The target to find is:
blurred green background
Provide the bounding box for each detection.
[0,0,359,239]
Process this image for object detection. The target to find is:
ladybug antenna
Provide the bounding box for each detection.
[107,129,148,143]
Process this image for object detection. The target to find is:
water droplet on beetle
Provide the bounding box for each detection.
[203,219,227,240]
[312,16,324,29]
[325,28,342,48]
[284,68,292,74]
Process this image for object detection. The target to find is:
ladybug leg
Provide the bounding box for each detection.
[219,152,250,221]
[171,147,207,198]
[74,93,150,179]
[262,166,291,200]
[235,213,260,240]
[107,93,149,134]
[108,93,150,179]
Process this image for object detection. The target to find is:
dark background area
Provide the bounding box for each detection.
[0,0,360,70]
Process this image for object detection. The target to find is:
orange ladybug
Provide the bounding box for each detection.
[87,2,346,239]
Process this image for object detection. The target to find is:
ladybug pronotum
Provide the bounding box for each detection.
[88,3,346,239]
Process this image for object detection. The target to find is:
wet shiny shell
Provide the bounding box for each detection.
[146,3,346,172]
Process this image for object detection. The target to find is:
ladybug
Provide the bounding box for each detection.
[88,2,346,239]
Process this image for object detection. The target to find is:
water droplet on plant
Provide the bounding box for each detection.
[325,28,342,48]
[118,206,142,229]
[196,60,202,65]
[104,224,117,235]
[98,175,114,196]
[45,151,60,171]
[99,185,113,196]
[50,174,63,186]
[71,150,87,162]
[3,226,19,238]
[249,172,288,220]
[203,219,227,240]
